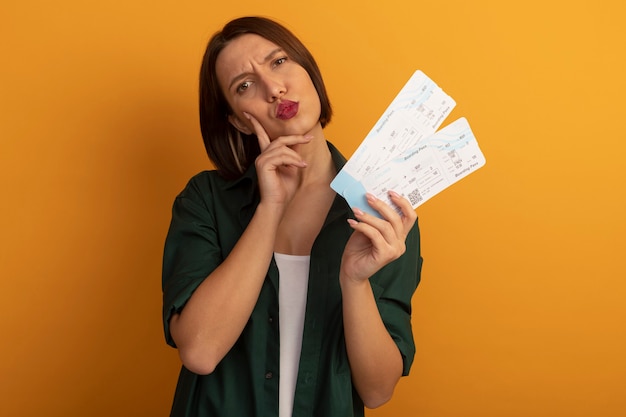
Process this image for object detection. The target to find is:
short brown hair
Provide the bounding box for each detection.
[199,16,333,180]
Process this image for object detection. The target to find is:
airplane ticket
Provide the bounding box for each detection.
[331,70,486,217]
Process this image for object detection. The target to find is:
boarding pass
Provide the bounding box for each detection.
[331,70,486,216]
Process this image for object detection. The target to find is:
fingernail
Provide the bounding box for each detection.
[304,134,314,139]
[366,193,377,202]
[388,190,400,198]
[243,112,251,119]
[353,207,364,216]
[347,218,358,226]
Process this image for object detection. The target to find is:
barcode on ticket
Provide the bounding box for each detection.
[407,188,423,206]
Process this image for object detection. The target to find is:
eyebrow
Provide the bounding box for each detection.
[228,48,285,91]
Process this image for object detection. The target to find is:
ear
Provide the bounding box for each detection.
[228,114,253,135]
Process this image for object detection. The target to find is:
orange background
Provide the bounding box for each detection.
[2,1,625,416]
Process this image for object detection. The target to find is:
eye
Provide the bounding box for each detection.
[273,57,287,67]
[237,81,251,93]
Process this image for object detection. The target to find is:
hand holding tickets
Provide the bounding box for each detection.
[331,70,486,216]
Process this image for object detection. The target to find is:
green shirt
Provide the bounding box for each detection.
[162,142,422,417]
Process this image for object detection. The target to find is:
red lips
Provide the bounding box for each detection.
[276,100,299,120]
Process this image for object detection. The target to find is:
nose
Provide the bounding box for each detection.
[261,73,286,101]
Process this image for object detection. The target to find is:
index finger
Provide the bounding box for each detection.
[363,192,415,237]
[243,112,270,151]
[387,191,417,233]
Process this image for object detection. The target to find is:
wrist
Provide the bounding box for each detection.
[253,201,285,228]
[339,271,371,292]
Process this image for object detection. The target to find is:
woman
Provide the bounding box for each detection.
[162,16,423,417]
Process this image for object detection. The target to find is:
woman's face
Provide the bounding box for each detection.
[216,34,322,140]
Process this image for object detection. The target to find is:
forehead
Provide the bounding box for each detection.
[216,34,281,82]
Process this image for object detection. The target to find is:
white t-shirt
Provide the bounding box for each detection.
[274,253,310,417]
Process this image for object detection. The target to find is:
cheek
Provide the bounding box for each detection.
[309,92,322,120]
[234,96,265,115]
[227,96,247,116]
[304,80,322,112]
